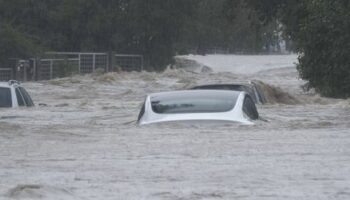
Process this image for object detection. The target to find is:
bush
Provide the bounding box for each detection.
[296,1,350,98]
[0,23,40,66]
[246,0,350,98]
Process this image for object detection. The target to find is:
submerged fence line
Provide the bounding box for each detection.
[0,52,144,81]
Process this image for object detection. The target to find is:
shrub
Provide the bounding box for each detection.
[296,0,350,98]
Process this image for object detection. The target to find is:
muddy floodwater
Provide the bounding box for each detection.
[0,55,349,200]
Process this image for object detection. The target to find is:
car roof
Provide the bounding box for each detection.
[0,81,20,88]
[149,89,243,99]
[192,83,252,88]
[0,82,11,88]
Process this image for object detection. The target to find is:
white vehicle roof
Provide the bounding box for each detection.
[0,83,13,88]
[138,90,255,125]
[0,80,34,108]
[0,80,21,88]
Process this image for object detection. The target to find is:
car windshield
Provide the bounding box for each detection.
[151,91,239,114]
[0,87,12,107]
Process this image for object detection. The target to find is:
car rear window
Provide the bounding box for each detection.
[151,91,239,114]
[0,87,12,107]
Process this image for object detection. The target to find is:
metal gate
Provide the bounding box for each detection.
[79,53,109,73]
[46,52,109,74]
[37,58,79,80]
[6,52,145,81]
[114,54,144,72]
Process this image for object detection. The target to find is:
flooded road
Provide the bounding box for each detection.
[0,55,349,199]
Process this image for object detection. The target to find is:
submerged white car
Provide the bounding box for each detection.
[0,80,34,108]
[138,90,259,125]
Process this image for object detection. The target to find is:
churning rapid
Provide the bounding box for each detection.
[0,55,349,200]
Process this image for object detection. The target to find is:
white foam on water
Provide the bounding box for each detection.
[180,54,298,74]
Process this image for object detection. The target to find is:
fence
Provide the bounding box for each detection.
[114,54,144,72]
[45,52,109,74]
[38,58,79,80]
[3,52,144,81]
[0,68,13,81]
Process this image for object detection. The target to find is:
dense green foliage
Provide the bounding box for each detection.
[0,0,281,70]
[1,0,348,97]
[0,23,43,67]
[247,0,350,98]
[297,1,350,98]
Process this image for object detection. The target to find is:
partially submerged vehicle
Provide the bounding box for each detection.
[0,80,34,108]
[191,82,266,104]
[138,90,259,125]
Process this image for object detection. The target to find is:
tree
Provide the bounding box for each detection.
[297,0,350,97]
[246,0,350,98]
[0,0,51,66]
[0,0,299,71]
[0,23,40,67]
[123,0,197,70]
[223,0,286,53]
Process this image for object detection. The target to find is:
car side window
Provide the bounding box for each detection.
[0,87,12,107]
[243,95,259,120]
[15,88,26,106]
[19,87,34,107]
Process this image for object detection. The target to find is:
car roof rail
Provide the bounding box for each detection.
[8,80,20,86]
